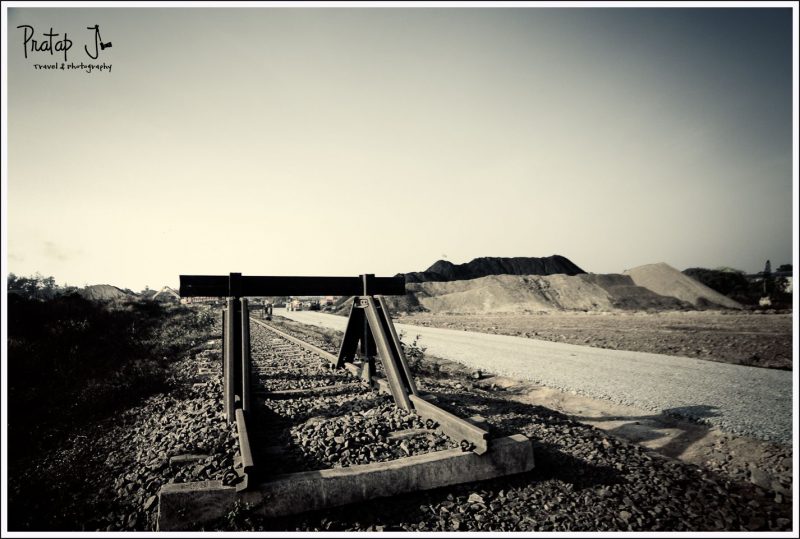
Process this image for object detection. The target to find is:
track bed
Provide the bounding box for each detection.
[246,320,458,478]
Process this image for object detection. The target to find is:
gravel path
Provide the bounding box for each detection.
[277,311,793,445]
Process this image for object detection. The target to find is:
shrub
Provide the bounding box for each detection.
[7,294,216,460]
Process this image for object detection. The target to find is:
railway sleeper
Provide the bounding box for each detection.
[158,434,534,530]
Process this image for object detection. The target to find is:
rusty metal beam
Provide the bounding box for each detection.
[180,275,406,298]
[409,394,490,455]
[336,299,363,368]
[367,376,490,455]
[241,299,252,414]
[376,295,418,396]
[235,408,254,477]
[224,299,236,421]
[364,297,412,411]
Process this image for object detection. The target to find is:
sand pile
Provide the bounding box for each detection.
[343,259,742,315]
[580,274,690,310]
[625,263,742,309]
[402,255,585,283]
[385,273,692,314]
[79,284,131,301]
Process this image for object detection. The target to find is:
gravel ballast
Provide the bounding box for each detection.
[246,321,460,476]
[8,344,238,531]
[208,320,792,532]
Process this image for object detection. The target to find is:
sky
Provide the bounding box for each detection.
[4,6,796,291]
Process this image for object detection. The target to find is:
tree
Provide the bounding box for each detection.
[762,260,774,295]
[683,267,749,296]
[15,275,41,298]
[8,273,66,299]
[774,264,792,296]
[40,276,57,299]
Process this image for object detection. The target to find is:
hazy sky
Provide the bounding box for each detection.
[5,7,796,291]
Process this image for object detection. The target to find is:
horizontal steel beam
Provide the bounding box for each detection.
[180,275,406,297]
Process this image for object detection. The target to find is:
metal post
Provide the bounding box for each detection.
[233,298,242,401]
[224,297,236,421]
[235,407,254,473]
[241,298,251,414]
[377,294,419,396]
[221,307,227,404]
[361,275,376,379]
[364,296,412,410]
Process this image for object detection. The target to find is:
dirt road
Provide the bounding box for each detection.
[395,311,792,370]
[277,310,793,445]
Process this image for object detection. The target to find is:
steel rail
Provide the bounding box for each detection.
[235,407,255,474]
[249,317,491,454]
[250,318,337,364]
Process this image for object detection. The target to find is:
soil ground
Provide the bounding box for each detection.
[394,310,793,370]
[422,356,793,504]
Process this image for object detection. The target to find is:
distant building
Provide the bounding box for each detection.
[152,286,181,303]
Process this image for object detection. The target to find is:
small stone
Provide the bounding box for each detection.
[748,515,767,530]
[467,493,485,504]
[748,467,771,490]
[143,496,157,511]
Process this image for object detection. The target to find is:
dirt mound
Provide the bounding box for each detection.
[401,255,585,283]
[625,263,742,309]
[79,284,131,301]
[384,273,692,314]
[580,274,690,311]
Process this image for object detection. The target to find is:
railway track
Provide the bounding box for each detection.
[239,318,462,482]
[155,309,793,532]
[158,297,534,530]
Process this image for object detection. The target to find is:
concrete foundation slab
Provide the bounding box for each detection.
[157,480,236,531]
[158,434,533,531]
